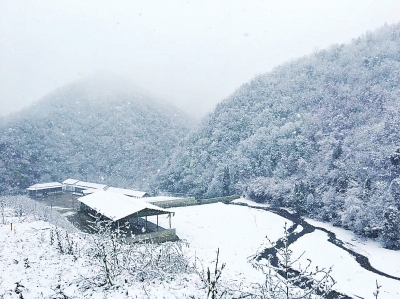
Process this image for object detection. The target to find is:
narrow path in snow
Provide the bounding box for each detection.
[232,203,400,298]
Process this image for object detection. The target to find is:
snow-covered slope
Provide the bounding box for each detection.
[2,197,400,298]
[0,219,204,299]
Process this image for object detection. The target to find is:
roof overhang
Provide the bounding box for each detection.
[27,182,64,191]
[76,190,173,222]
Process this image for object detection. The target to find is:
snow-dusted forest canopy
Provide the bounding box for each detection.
[0,76,191,194]
[155,23,400,249]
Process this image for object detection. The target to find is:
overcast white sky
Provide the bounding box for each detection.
[1,0,400,118]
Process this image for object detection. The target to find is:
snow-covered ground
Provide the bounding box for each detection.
[290,230,400,299]
[232,197,271,208]
[0,214,202,299]
[306,218,400,278]
[2,197,400,298]
[232,198,400,298]
[157,202,290,285]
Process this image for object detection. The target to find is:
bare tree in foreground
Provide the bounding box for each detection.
[251,223,336,299]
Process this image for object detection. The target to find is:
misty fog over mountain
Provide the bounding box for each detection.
[2,2,400,298]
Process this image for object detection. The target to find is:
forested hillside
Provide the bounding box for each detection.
[0,75,191,194]
[155,23,400,248]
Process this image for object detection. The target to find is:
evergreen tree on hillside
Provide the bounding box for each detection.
[389,178,400,210]
[382,206,400,249]
[292,181,309,215]
[222,166,231,196]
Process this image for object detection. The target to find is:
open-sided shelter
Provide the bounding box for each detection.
[62,179,79,192]
[27,182,64,197]
[82,187,149,198]
[76,190,174,229]
[62,179,107,194]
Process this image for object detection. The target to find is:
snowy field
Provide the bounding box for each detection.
[157,202,290,285]
[0,217,203,299]
[306,218,400,278]
[2,198,400,298]
[232,198,400,299]
[290,230,400,299]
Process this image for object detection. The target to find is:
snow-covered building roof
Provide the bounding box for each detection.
[27,182,64,191]
[75,181,107,190]
[82,189,96,195]
[82,187,149,197]
[62,179,108,190]
[106,187,149,198]
[76,191,172,221]
[62,179,80,185]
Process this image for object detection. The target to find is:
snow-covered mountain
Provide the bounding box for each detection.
[0,74,191,194]
[155,23,400,248]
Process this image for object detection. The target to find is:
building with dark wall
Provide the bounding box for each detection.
[27,182,64,197]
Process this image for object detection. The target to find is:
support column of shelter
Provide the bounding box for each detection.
[76,193,174,236]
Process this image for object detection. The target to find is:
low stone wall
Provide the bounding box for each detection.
[150,195,240,208]
[198,195,240,205]
[149,197,197,208]
[130,228,178,243]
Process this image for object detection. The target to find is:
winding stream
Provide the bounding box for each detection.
[232,203,400,298]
